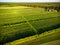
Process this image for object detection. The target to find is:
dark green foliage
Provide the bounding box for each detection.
[38,24,60,34]
[0,2,60,7]
[0,27,36,44]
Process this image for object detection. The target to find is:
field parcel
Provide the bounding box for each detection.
[0,6,60,45]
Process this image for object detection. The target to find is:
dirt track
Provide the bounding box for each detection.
[40,40,60,45]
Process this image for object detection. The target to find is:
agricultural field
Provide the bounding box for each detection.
[4,28,60,45]
[0,3,60,45]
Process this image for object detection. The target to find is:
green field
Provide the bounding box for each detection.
[0,3,60,45]
[4,28,60,45]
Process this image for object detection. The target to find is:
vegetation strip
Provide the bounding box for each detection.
[0,6,32,9]
[0,16,60,27]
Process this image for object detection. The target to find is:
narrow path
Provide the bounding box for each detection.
[23,16,38,35]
